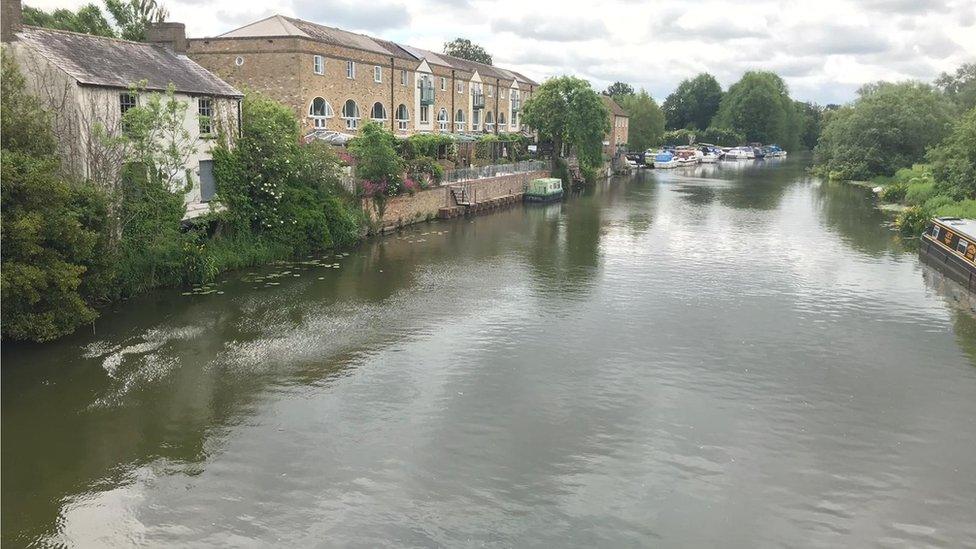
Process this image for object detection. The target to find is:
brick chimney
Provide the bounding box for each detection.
[1,0,23,43]
[146,22,187,54]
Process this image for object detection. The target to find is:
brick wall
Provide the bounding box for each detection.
[364,170,548,231]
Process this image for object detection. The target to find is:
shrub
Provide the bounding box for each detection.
[927,106,976,199]
[879,182,908,202]
[406,156,444,185]
[896,206,932,236]
[904,180,937,206]
[350,121,403,192]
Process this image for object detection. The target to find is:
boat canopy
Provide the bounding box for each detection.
[655,152,674,162]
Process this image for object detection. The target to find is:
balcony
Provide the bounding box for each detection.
[473,92,485,110]
[511,98,521,112]
[420,83,435,106]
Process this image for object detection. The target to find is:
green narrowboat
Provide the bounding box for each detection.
[920,217,976,291]
[524,178,563,203]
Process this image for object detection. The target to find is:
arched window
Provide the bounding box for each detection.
[342,99,360,130]
[437,108,449,132]
[455,109,465,132]
[370,102,387,121]
[309,97,334,129]
[498,112,506,130]
[395,104,409,131]
[485,111,494,132]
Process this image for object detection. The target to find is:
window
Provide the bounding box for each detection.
[498,112,506,129]
[931,225,941,239]
[440,77,447,91]
[371,102,387,122]
[235,56,244,66]
[420,105,429,124]
[400,69,408,85]
[395,104,409,131]
[487,85,493,97]
[342,99,360,130]
[119,92,137,132]
[438,108,448,132]
[472,109,480,131]
[501,88,506,99]
[198,97,213,135]
[958,238,969,254]
[455,109,465,131]
[313,55,324,75]
[346,60,356,79]
[374,66,382,83]
[457,81,464,93]
[309,97,334,129]
[485,111,494,132]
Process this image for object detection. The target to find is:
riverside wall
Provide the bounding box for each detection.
[363,170,549,233]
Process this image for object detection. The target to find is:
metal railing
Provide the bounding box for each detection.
[420,84,435,105]
[472,92,485,110]
[442,160,546,184]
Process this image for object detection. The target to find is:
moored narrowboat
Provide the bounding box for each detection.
[920,217,976,291]
[524,177,564,203]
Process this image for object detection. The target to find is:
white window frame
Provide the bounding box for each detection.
[309,97,334,129]
[395,104,409,131]
[374,66,382,83]
[487,85,493,97]
[485,111,493,133]
[455,109,465,131]
[342,99,360,130]
[400,69,407,85]
[472,109,480,132]
[346,60,356,79]
[198,97,213,135]
[457,81,463,94]
[313,55,324,75]
[438,108,448,132]
[498,112,506,130]
[370,102,387,122]
[420,104,429,124]
[440,77,447,91]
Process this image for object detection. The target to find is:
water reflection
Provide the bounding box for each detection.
[4,156,976,547]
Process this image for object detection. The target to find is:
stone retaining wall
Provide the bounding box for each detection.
[363,170,548,232]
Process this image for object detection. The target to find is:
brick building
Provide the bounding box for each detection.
[183,15,538,138]
[601,95,629,156]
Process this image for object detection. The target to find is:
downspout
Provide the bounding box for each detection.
[494,78,499,135]
[390,55,396,135]
[451,69,455,133]
[236,98,242,140]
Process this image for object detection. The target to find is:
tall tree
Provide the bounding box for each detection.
[935,62,976,112]
[662,73,723,130]
[814,81,954,180]
[442,38,492,65]
[521,76,609,169]
[22,4,117,37]
[104,0,168,41]
[713,71,800,150]
[618,90,665,151]
[604,82,634,98]
[795,101,824,150]
[926,106,976,199]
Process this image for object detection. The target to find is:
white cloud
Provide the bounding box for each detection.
[21,0,976,104]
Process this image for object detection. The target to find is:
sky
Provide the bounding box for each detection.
[25,0,976,105]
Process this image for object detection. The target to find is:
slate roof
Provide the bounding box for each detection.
[16,26,242,97]
[214,14,539,86]
[602,95,629,118]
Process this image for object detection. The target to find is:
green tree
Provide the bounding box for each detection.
[23,4,117,37]
[927,106,976,199]
[934,63,976,112]
[214,93,361,251]
[662,73,723,130]
[713,71,800,150]
[796,101,824,150]
[604,82,634,98]
[104,0,168,41]
[442,38,492,65]
[521,76,610,170]
[618,89,664,151]
[814,81,954,180]
[1,48,108,341]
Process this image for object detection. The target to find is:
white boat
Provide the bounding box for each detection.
[701,152,719,163]
[653,151,678,169]
[724,147,754,160]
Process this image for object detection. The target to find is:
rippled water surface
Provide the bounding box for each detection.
[4,157,976,547]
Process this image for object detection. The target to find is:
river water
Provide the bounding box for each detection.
[4,157,976,547]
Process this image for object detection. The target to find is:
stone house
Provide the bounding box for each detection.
[2,3,242,219]
[185,15,537,138]
[601,95,629,157]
